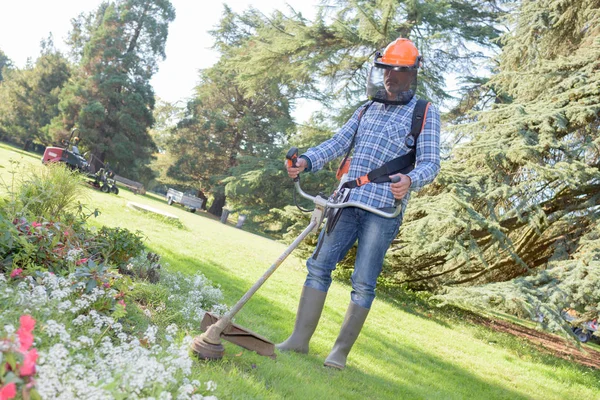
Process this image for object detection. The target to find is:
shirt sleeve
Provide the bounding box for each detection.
[407,104,441,191]
[301,107,363,172]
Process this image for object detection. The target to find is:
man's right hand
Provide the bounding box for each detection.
[286,157,307,179]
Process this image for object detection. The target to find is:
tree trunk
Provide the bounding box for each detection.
[208,193,226,217]
[23,139,32,151]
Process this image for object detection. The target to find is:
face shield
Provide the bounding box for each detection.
[366,52,420,105]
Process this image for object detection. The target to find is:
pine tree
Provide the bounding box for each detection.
[388,0,600,335]
[212,0,507,113]
[53,0,175,183]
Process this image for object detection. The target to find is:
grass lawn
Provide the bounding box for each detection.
[1,142,599,399]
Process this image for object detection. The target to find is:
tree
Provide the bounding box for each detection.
[212,0,507,114]
[0,38,70,147]
[53,0,175,183]
[385,0,600,335]
[167,62,294,216]
[0,49,12,82]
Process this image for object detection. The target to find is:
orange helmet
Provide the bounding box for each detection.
[367,38,421,105]
[377,38,422,69]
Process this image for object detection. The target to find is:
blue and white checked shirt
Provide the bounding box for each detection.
[302,96,441,211]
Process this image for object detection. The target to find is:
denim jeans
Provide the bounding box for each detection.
[304,207,403,309]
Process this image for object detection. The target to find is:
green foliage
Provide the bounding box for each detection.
[11,163,86,221]
[0,42,70,146]
[74,258,119,294]
[53,0,175,182]
[93,226,146,267]
[436,222,600,338]
[211,1,506,108]
[383,0,600,336]
[0,48,12,82]
[121,251,162,283]
[166,60,295,215]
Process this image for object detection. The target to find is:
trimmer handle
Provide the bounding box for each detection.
[286,147,300,182]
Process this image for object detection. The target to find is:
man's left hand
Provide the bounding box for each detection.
[390,173,411,200]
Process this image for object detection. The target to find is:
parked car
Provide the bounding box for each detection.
[165,188,203,213]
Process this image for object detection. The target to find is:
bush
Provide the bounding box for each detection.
[14,163,86,221]
[93,226,146,267]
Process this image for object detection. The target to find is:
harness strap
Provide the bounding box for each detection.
[336,101,374,180]
[341,99,430,190]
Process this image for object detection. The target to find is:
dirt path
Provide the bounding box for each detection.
[471,315,600,369]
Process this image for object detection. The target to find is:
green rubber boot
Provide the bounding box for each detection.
[276,286,327,353]
[324,301,370,369]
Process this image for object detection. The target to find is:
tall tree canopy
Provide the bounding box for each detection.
[0,39,70,147]
[52,0,175,182]
[383,0,600,334]
[167,61,295,216]
[212,0,506,113]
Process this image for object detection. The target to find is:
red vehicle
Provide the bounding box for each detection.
[42,128,119,194]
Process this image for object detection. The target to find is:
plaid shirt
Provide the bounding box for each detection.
[302,96,441,211]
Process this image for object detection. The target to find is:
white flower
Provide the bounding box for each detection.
[166,324,178,336]
[4,324,15,335]
[45,320,71,343]
[72,315,90,326]
[206,381,217,392]
[77,336,94,348]
[57,300,72,313]
[144,325,158,345]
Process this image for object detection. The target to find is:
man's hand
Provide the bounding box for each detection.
[286,157,308,179]
[390,173,411,200]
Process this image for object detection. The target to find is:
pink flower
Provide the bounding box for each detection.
[17,315,36,353]
[63,231,69,236]
[0,382,16,400]
[19,349,38,377]
[118,300,126,309]
[76,258,88,266]
[10,269,23,278]
[31,222,42,228]
[103,282,111,288]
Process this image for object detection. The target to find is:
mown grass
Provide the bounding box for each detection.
[1,142,599,399]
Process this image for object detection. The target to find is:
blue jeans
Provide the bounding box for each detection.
[304,207,403,309]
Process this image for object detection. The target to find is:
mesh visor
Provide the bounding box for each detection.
[367,63,417,105]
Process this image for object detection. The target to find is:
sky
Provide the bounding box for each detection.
[0,0,321,120]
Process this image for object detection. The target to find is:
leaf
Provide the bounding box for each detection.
[86,279,97,293]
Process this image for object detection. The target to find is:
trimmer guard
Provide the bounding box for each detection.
[200,312,276,359]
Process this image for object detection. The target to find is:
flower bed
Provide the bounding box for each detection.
[0,164,226,399]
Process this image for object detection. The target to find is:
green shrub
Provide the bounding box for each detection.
[15,163,86,220]
[93,226,146,267]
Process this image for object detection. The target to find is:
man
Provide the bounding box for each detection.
[278,38,441,369]
[71,137,81,155]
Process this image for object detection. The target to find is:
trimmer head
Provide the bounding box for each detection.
[190,335,225,360]
[191,312,276,360]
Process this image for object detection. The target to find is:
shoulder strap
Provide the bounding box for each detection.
[341,100,430,189]
[408,99,430,149]
[345,101,373,156]
[337,101,374,177]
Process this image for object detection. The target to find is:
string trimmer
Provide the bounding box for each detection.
[191,148,401,360]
